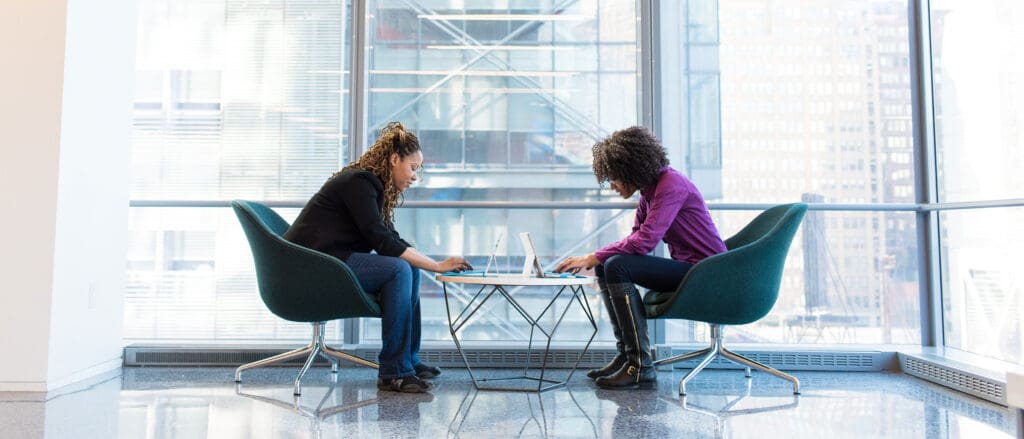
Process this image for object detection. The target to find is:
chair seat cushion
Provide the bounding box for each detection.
[643,290,677,317]
[643,290,675,306]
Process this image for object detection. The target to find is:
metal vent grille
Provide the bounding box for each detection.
[126,346,880,371]
[900,355,1005,405]
[359,349,620,369]
[746,351,876,369]
[658,350,880,371]
[904,379,1011,423]
[128,349,339,367]
[125,346,616,369]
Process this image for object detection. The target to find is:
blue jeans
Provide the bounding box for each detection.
[595,254,694,295]
[345,252,422,379]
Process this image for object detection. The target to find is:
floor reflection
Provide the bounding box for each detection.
[447,387,597,438]
[0,368,1015,438]
[670,379,800,439]
[234,375,382,438]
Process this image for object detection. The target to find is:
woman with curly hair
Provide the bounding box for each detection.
[285,121,472,393]
[555,126,727,390]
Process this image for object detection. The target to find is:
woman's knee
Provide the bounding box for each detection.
[602,255,632,282]
[379,256,413,282]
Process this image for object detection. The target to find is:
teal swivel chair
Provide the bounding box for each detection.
[232,200,381,395]
[647,203,807,395]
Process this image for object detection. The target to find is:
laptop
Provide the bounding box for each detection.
[519,232,585,279]
[443,233,502,277]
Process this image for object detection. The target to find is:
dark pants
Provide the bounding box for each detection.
[595,254,694,295]
[345,253,422,379]
[595,254,694,373]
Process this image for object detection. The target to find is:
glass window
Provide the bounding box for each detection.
[658,0,918,345]
[709,0,913,205]
[930,0,1024,202]
[666,210,921,345]
[940,208,1024,363]
[360,1,641,344]
[366,0,638,179]
[122,207,343,343]
[126,0,351,343]
[125,0,937,352]
[930,0,1024,364]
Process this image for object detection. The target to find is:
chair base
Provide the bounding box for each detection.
[653,324,800,395]
[234,322,378,395]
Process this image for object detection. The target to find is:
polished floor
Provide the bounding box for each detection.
[1,366,1015,438]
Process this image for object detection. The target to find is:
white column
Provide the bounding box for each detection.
[0,0,136,392]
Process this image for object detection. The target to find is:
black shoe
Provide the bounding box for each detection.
[594,363,657,390]
[587,353,627,380]
[414,364,442,379]
[377,375,433,393]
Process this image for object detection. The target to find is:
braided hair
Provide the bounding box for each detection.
[591,126,669,193]
[339,121,421,228]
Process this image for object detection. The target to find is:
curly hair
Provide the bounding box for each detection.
[591,126,669,192]
[338,121,420,228]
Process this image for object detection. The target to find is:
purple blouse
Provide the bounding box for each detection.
[594,166,727,264]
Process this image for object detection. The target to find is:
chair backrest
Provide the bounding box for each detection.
[232,200,380,322]
[647,203,807,325]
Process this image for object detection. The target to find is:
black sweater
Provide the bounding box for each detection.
[284,169,410,261]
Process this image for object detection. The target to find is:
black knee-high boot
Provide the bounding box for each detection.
[595,283,656,389]
[587,286,626,379]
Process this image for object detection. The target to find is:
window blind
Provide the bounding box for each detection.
[126,0,350,343]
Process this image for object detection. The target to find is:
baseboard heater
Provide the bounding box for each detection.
[653,346,888,372]
[898,352,1006,406]
[124,345,887,372]
[123,345,621,369]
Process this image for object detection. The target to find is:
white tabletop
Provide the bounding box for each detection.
[435,273,593,286]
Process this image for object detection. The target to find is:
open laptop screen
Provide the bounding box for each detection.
[519,232,588,279]
[519,232,546,278]
[442,233,501,276]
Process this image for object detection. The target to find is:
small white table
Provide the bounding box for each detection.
[436,273,597,392]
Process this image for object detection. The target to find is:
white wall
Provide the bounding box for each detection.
[0,0,135,392]
[0,0,67,392]
[47,0,135,389]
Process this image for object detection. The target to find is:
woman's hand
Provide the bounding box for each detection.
[554,254,599,273]
[400,248,472,273]
[436,256,473,273]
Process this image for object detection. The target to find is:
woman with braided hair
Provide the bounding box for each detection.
[286,121,472,393]
[555,126,727,390]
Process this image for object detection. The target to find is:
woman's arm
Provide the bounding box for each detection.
[593,173,688,262]
[400,246,473,273]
